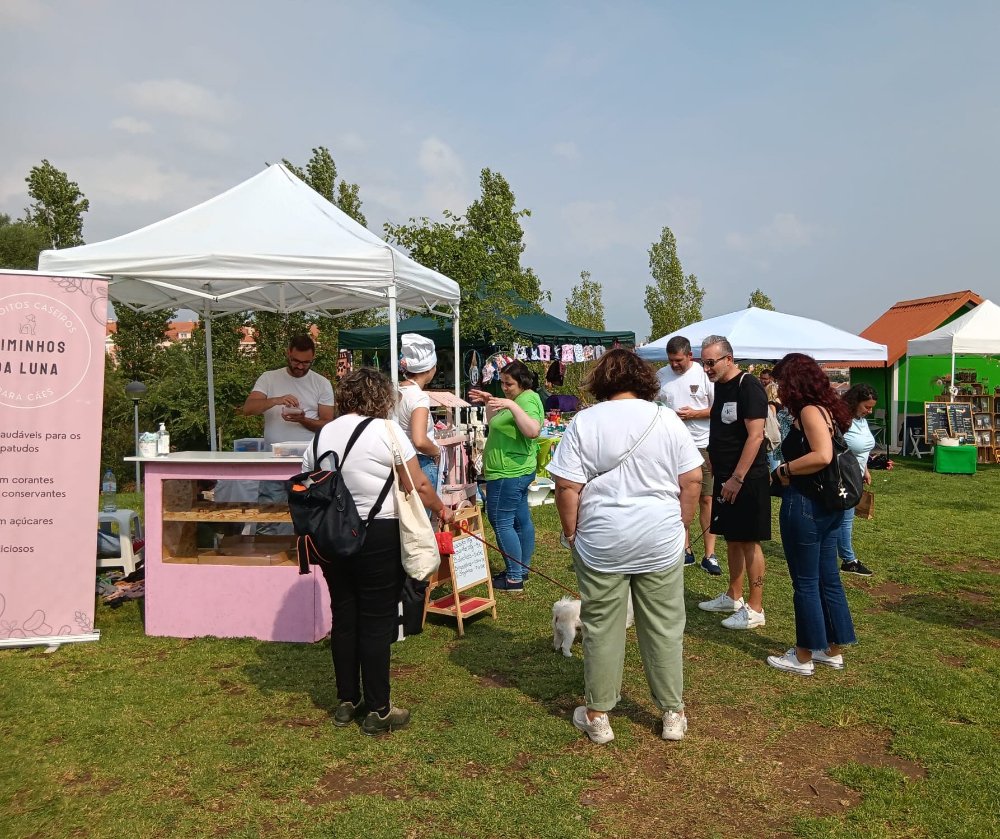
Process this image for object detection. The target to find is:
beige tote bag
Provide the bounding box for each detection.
[384,421,441,581]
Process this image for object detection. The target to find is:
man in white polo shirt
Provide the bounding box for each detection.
[656,335,719,574]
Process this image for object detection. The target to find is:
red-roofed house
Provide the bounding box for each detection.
[850,290,997,450]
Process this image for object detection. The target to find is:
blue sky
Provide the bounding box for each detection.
[2,0,997,338]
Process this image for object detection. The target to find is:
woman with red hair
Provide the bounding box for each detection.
[768,353,857,676]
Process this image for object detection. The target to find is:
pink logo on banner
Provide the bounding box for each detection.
[0,293,93,409]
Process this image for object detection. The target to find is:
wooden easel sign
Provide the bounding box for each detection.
[424,533,497,636]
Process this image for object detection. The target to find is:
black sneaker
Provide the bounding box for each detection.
[701,555,722,576]
[841,560,873,577]
[361,706,410,736]
[684,548,696,566]
[333,700,364,727]
[493,577,524,592]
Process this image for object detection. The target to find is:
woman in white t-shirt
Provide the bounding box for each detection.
[302,368,451,736]
[396,334,442,491]
[547,349,703,746]
[838,384,877,577]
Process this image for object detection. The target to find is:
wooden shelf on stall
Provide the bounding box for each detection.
[162,505,291,523]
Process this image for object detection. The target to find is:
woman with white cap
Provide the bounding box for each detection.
[396,333,442,492]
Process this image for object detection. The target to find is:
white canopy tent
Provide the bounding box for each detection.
[637,307,888,362]
[37,163,462,448]
[901,299,1000,454]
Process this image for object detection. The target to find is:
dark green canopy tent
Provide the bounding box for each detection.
[338,311,634,351]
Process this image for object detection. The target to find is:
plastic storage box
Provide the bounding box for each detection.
[233,438,266,452]
[271,440,310,458]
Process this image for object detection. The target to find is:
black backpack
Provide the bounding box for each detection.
[286,418,393,575]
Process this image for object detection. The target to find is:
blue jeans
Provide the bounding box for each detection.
[485,473,536,582]
[779,486,857,651]
[417,453,439,491]
[837,506,856,563]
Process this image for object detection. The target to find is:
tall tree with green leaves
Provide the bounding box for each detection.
[565,270,606,330]
[0,213,50,269]
[24,159,89,248]
[112,307,172,383]
[385,168,543,343]
[282,146,367,227]
[644,226,704,341]
[747,288,775,310]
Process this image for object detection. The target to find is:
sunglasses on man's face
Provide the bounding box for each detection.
[701,355,730,368]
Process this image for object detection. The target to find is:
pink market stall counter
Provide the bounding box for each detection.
[127,451,330,642]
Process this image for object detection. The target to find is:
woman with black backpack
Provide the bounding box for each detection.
[767,353,857,676]
[303,368,451,735]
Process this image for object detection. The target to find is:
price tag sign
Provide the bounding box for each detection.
[451,535,490,591]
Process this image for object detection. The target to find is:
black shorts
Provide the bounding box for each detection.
[710,474,772,542]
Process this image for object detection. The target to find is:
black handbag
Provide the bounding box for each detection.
[814,415,864,511]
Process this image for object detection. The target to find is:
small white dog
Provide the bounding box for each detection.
[552,593,635,657]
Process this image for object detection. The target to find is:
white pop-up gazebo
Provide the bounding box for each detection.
[38,164,462,447]
[638,306,888,362]
[901,299,1000,454]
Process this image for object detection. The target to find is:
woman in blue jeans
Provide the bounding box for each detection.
[468,361,544,591]
[768,353,857,676]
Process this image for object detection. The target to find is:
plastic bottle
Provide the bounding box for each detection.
[101,469,117,512]
[156,421,170,456]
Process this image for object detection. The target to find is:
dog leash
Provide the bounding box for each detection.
[456,521,580,598]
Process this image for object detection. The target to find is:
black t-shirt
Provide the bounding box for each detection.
[709,372,768,478]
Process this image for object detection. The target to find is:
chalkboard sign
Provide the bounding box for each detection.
[947,403,974,441]
[451,535,490,591]
[924,402,950,440]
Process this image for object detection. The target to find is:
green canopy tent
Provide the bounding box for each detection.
[338,311,634,351]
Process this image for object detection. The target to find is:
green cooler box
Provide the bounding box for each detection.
[933,444,977,474]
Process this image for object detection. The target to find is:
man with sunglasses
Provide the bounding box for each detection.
[243,334,334,531]
[697,335,770,630]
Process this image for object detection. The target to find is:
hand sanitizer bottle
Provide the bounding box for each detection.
[157,422,170,456]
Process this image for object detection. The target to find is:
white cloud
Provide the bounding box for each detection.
[179,124,232,153]
[111,116,153,135]
[559,201,645,251]
[726,212,817,254]
[552,141,581,161]
[418,137,468,214]
[65,152,220,207]
[0,0,51,25]
[121,79,235,123]
[337,132,368,154]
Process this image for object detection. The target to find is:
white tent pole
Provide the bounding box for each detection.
[950,351,956,397]
[902,350,910,456]
[388,287,399,390]
[204,303,217,451]
[453,308,461,401]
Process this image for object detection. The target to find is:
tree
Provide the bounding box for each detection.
[644,226,704,341]
[24,159,89,248]
[282,146,367,227]
[748,288,775,310]
[111,307,172,383]
[385,168,543,343]
[565,270,606,330]
[0,213,50,269]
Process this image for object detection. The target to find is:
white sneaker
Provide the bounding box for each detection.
[698,593,744,613]
[812,648,845,669]
[767,648,814,676]
[572,706,614,744]
[661,710,688,741]
[721,605,765,629]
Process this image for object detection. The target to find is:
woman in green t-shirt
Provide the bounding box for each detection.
[468,361,544,591]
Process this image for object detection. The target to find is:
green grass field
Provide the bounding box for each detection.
[2,459,998,838]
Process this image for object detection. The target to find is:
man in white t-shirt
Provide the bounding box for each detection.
[242,335,335,532]
[656,335,719,574]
